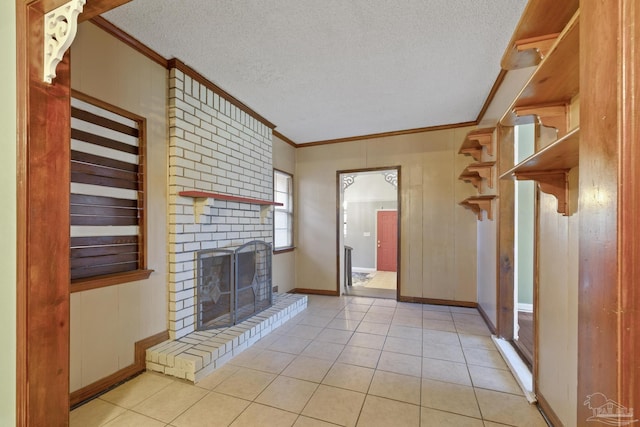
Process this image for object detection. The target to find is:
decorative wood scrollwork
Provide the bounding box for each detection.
[44,0,86,83]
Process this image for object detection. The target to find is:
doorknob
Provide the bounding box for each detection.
[377,240,381,248]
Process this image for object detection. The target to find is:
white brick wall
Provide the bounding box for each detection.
[168,68,274,339]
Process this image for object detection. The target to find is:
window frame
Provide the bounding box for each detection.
[273,168,294,253]
[70,90,153,293]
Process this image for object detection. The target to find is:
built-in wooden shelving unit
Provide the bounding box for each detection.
[459,162,496,192]
[500,11,580,137]
[459,196,497,221]
[501,128,579,216]
[179,190,282,223]
[501,0,579,69]
[458,127,496,160]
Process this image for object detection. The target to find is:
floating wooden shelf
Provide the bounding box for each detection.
[500,128,579,216]
[500,10,579,137]
[458,128,496,160]
[459,162,496,191]
[501,0,579,69]
[179,190,282,224]
[460,195,497,221]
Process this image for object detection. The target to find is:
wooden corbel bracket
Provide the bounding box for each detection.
[515,33,561,61]
[514,103,570,137]
[515,170,570,215]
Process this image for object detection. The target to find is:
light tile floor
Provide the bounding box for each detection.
[71,295,549,427]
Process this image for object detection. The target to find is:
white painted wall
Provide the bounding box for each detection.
[272,136,296,292]
[69,22,169,391]
[0,2,17,424]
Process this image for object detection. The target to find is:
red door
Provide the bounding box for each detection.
[377,210,398,271]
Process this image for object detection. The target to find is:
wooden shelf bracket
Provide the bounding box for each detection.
[460,196,496,221]
[515,33,561,61]
[516,170,570,215]
[466,162,495,189]
[514,103,570,137]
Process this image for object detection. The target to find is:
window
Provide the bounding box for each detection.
[273,169,294,251]
[70,91,152,291]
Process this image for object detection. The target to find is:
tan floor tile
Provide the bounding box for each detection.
[390,315,423,328]
[388,325,423,341]
[422,304,451,312]
[475,389,547,426]
[132,381,207,423]
[483,422,513,427]
[100,372,173,409]
[422,358,471,386]
[301,341,345,362]
[422,342,465,363]
[463,347,508,370]
[368,370,421,405]
[421,378,481,418]
[356,395,420,427]
[226,346,263,366]
[422,311,453,321]
[423,319,457,333]
[327,317,361,331]
[102,410,166,427]
[468,365,522,395]
[268,335,313,354]
[316,328,354,344]
[458,334,495,351]
[287,324,324,340]
[450,307,480,315]
[243,349,296,374]
[383,336,422,356]
[302,385,365,427]
[343,305,372,314]
[348,332,386,350]
[195,364,240,390]
[455,322,491,336]
[70,398,126,427]
[297,314,334,328]
[256,376,318,413]
[171,391,250,427]
[230,402,298,427]
[355,321,390,336]
[281,355,334,383]
[423,329,460,346]
[378,351,422,377]
[322,362,374,393]
[420,407,483,426]
[293,416,341,426]
[214,367,276,400]
[337,345,381,369]
[362,312,394,324]
[371,298,397,308]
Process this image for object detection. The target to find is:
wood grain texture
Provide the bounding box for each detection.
[78,0,132,22]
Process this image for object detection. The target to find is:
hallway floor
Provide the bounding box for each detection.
[70,295,547,427]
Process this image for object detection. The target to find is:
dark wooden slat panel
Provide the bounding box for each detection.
[71,107,139,137]
[71,215,139,226]
[70,194,137,208]
[71,160,138,182]
[70,252,138,269]
[71,150,138,173]
[71,244,138,259]
[71,128,138,155]
[70,204,138,217]
[71,171,139,190]
[71,262,138,280]
[71,235,138,247]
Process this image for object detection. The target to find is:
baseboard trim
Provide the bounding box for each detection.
[477,303,497,335]
[397,296,477,308]
[70,330,169,408]
[536,391,563,427]
[289,288,340,296]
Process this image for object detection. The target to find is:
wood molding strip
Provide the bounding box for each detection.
[397,296,478,308]
[273,130,298,148]
[476,69,507,123]
[536,392,563,427]
[70,330,169,408]
[289,288,340,296]
[477,303,497,335]
[168,58,275,129]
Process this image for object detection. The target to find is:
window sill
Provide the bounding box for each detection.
[273,247,295,254]
[71,269,154,293]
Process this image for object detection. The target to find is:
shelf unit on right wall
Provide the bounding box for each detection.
[499,9,580,216]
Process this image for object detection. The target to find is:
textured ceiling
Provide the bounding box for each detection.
[103,0,528,143]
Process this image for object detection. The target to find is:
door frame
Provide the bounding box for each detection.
[336,166,401,299]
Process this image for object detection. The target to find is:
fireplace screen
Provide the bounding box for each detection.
[197,241,272,329]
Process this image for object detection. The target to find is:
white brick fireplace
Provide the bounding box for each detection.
[168,66,274,339]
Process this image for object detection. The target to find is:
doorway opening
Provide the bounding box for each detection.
[337,167,400,299]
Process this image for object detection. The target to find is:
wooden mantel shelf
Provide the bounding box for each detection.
[500,128,579,216]
[179,190,282,224]
[460,195,496,221]
[458,128,496,160]
[179,190,283,206]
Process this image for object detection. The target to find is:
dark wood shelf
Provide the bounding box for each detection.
[501,0,579,69]
[459,195,497,221]
[179,190,282,206]
[500,10,580,136]
[458,128,496,160]
[500,128,579,216]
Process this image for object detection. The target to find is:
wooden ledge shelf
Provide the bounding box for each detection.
[459,161,496,191]
[179,190,283,224]
[500,128,579,216]
[500,10,579,136]
[460,195,496,221]
[501,0,578,69]
[458,128,496,160]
